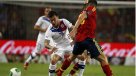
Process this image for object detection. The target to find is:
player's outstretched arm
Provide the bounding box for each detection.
[74,11,87,29]
[34,25,47,32]
[70,11,87,38]
[44,39,57,54]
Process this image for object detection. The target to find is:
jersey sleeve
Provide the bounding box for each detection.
[45,25,52,41]
[86,6,96,17]
[35,17,43,26]
[63,19,73,28]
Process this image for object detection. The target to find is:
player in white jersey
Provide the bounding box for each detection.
[24,7,52,70]
[45,11,86,76]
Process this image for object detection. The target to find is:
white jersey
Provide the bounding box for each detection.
[35,16,51,43]
[45,19,73,48]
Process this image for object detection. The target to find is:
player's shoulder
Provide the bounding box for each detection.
[60,18,68,21]
[38,16,44,19]
[39,16,50,22]
[60,18,70,23]
[37,16,44,21]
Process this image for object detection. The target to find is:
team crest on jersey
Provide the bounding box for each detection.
[59,24,67,31]
[61,24,64,28]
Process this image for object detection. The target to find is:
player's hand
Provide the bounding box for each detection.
[69,30,76,39]
[49,47,58,55]
[41,28,47,32]
[70,41,74,46]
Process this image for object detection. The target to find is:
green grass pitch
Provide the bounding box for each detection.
[0,63,135,76]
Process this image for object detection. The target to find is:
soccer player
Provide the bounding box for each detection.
[24,7,52,70]
[56,0,113,76]
[45,11,86,76]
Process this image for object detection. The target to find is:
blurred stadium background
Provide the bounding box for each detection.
[0,0,135,76]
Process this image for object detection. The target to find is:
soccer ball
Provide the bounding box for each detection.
[9,68,21,76]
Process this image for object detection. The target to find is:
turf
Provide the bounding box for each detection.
[0,63,135,76]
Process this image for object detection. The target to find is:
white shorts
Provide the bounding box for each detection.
[33,42,45,53]
[51,45,73,59]
[33,38,55,53]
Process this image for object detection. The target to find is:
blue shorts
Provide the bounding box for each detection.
[73,38,103,58]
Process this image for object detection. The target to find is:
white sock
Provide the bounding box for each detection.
[49,63,56,76]
[78,60,86,76]
[25,52,37,63]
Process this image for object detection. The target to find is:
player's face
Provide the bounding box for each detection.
[44,8,52,16]
[50,15,59,28]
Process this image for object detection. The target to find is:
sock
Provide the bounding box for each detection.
[25,52,37,63]
[60,58,72,71]
[101,65,113,76]
[49,63,56,76]
[77,60,86,76]
[69,63,79,75]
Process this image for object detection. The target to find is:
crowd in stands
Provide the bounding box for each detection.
[0,4,26,40]
[0,4,135,43]
[96,8,135,43]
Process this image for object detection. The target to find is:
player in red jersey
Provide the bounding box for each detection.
[56,0,113,76]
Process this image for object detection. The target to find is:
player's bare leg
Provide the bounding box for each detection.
[86,55,90,64]
[68,52,87,76]
[24,52,40,70]
[56,54,77,76]
[95,53,113,76]
[77,52,87,76]
[49,54,61,76]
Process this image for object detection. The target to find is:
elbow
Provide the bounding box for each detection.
[34,25,39,30]
[78,16,83,21]
[34,26,37,30]
[78,13,86,21]
[44,43,48,48]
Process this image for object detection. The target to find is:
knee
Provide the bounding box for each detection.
[68,54,77,61]
[97,55,109,66]
[51,59,57,65]
[51,56,60,65]
[78,55,86,61]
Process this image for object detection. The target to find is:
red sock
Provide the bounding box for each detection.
[61,58,72,70]
[102,65,113,76]
[70,63,79,75]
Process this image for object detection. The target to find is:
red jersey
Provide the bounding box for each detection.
[75,6,96,42]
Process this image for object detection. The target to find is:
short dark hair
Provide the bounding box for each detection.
[48,11,58,18]
[44,6,51,10]
[88,0,97,6]
[82,0,97,10]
